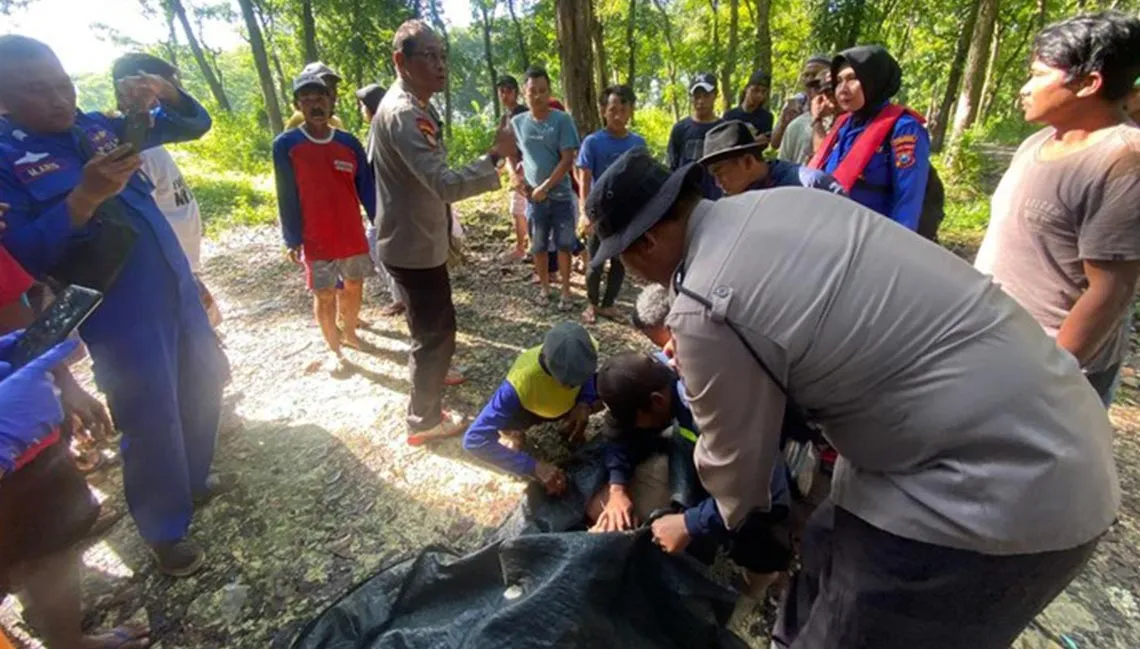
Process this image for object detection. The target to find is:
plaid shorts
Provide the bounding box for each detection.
[304,253,374,291]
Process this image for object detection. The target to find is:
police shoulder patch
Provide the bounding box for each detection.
[891,134,918,169]
[415,116,438,149]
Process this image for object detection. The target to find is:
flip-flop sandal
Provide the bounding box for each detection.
[443,370,466,386]
[581,308,597,324]
[105,625,150,649]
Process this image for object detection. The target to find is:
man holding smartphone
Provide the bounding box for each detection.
[0,35,229,578]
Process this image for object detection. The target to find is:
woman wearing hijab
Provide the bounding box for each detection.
[808,45,931,232]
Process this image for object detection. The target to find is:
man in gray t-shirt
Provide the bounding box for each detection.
[975,12,1140,406]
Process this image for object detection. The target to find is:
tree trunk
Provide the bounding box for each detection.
[168,0,231,111]
[507,0,529,69]
[478,0,499,121]
[977,20,1002,121]
[708,0,720,82]
[721,0,738,113]
[426,0,452,139]
[237,0,284,133]
[754,0,771,77]
[950,0,997,142]
[301,0,319,63]
[843,0,867,49]
[591,14,609,92]
[555,0,601,136]
[256,0,293,114]
[929,0,980,152]
[164,7,179,68]
[625,0,637,87]
[651,0,680,121]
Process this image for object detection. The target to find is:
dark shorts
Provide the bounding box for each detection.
[0,442,100,592]
[527,199,577,253]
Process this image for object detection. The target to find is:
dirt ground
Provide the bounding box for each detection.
[3,192,1139,649]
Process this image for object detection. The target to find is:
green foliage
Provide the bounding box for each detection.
[178,109,275,176]
[446,112,497,166]
[631,106,674,161]
[178,153,277,235]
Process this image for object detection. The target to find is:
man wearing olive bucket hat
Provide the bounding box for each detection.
[584,147,1118,649]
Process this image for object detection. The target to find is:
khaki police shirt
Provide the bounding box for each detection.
[370,79,500,269]
[669,189,1119,555]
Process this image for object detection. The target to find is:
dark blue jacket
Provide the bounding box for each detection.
[822,103,930,230]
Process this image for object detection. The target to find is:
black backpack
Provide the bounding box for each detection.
[916,165,946,242]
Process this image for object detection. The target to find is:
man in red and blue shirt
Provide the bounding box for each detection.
[273,73,376,374]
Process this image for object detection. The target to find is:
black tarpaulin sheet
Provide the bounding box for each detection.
[290,532,746,649]
[290,446,747,649]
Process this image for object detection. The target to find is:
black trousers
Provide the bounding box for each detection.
[585,232,624,308]
[773,500,1100,649]
[384,263,456,431]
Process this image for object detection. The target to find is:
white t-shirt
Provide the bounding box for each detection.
[140,147,202,272]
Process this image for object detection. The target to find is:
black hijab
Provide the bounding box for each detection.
[832,45,902,120]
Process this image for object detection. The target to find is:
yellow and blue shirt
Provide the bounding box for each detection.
[463,345,598,475]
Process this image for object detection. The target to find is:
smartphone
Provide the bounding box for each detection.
[122,110,149,154]
[4,285,103,369]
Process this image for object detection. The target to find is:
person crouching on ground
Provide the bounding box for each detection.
[700,120,845,196]
[273,73,376,375]
[591,351,794,602]
[462,322,599,494]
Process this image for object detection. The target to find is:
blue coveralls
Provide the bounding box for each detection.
[0,92,228,544]
[822,103,931,231]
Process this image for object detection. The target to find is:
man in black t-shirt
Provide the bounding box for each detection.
[724,69,774,145]
[666,73,723,199]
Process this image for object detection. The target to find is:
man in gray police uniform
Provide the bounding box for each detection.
[585,148,1119,649]
[371,19,516,443]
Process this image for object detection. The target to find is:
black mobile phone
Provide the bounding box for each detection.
[122,110,149,154]
[4,285,103,369]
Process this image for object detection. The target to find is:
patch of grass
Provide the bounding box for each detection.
[183,165,278,235]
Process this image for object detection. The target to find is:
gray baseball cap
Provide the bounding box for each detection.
[541,322,597,388]
[292,73,328,96]
[301,61,343,82]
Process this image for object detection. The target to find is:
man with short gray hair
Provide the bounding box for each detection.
[371,19,516,443]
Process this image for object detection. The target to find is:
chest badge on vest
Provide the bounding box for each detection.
[891,134,917,169]
[416,116,438,149]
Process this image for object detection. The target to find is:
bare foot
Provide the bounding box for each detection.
[82,624,150,649]
[581,306,597,324]
[341,333,363,350]
[380,301,406,317]
[407,411,469,445]
[596,306,621,320]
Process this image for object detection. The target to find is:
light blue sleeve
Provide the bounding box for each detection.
[559,111,581,151]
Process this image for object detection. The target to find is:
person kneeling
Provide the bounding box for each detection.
[461,322,599,493]
[592,351,793,600]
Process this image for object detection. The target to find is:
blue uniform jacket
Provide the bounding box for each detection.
[0,92,220,380]
[822,103,930,230]
[603,373,790,539]
[463,376,599,476]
